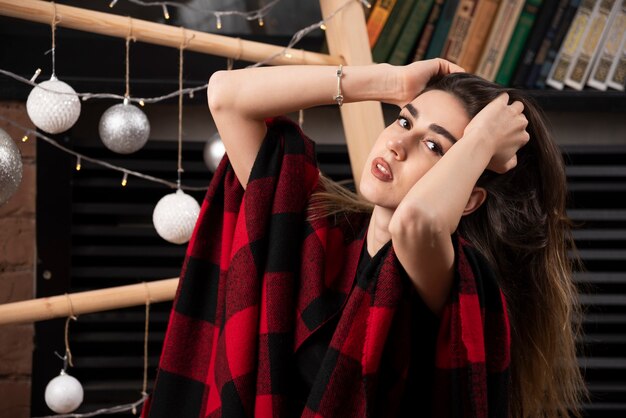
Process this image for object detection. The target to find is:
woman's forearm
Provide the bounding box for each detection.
[208,64,398,120]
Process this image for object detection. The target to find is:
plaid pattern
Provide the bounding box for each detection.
[143,117,511,418]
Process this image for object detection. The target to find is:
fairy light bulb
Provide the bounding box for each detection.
[216,15,222,30]
[30,68,41,83]
[139,100,145,107]
[21,135,28,142]
[121,172,128,187]
[320,23,327,30]
[258,17,264,27]
[109,0,118,7]
[284,51,293,58]
[162,4,170,20]
[75,156,81,171]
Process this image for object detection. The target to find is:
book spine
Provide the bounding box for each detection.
[588,1,626,90]
[606,31,626,90]
[426,0,461,58]
[565,0,621,90]
[458,0,502,73]
[545,0,596,89]
[511,0,562,87]
[441,0,479,63]
[412,0,446,61]
[367,0,399,48]
[476,0,527,80]
[388,0,436,65]
[372,0,417,63]
[532,0,580,88]
[495,0,544,86]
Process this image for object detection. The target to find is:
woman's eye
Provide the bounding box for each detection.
[425,139,443,156]
[397,116,410,129]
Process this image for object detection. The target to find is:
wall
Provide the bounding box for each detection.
[0,102,36,418]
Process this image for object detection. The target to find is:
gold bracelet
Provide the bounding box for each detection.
[333,65,344,107]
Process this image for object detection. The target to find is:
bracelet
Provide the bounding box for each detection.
[333,65,344,107]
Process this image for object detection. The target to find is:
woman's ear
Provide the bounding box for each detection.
[462,187,487,216]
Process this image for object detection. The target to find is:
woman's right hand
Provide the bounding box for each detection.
[386,59,465,107]
[462,93,530,174]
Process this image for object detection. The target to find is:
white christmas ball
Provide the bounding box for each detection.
[26,77,81,134]
[203,132,225,172]
[153,189,200,244]
[99,102,150,154]
[0,128,23,206]
[44,371,84,414]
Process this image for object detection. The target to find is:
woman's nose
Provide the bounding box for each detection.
[386,136,407,160]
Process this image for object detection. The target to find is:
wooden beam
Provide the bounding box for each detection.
[0,278,178,325]
[0,0,341,66]
[320,0,385,188]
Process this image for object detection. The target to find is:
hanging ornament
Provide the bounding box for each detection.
[99,98,150,154]
[152,189,200,244]
[203,132,225,172]
[44,369,84,414]
[26,77,81,134]
[0,128,23,207]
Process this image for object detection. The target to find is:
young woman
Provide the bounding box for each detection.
[144,60,585,418]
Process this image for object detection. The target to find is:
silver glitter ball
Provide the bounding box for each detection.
[203,132,226,172]
[26,77,81,134]
[99,102,150,154]
[0,128,23,207]
[153,189,200,245]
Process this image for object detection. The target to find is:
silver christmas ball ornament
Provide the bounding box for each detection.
[153,189,200,244]
[203,132,225,172]
[0,128,23,206]
[26,77,81,134]
[44,370,84,414]
[99,100,150,154]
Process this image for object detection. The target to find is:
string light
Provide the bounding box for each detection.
[216,14,222,30]
[320,23,327,30]
[121,172,129,187]
[30,68,41,82]
[139,99,145,106]
[21,135,28,142]
[258,17,264,27]
[0,114,208,191]
[359,0,372,8]
[161,4,170,20]
[75,156,81,171]
[109,0,119,7]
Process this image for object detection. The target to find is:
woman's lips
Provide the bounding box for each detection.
[371,157,393,182]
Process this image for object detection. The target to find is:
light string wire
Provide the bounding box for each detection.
[63,293,78,368]
[0,114,207,191]
[49,2,59,78]
[125,18,137,99]
[117,0,281,26]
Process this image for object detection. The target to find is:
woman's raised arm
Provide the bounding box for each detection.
[207,59,464,188]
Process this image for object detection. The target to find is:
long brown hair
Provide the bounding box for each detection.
[313,73,586,417]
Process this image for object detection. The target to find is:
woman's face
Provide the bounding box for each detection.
[359,89,470,209]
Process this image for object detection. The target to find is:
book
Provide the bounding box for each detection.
[545,0,597,89]
[388,0,435,65]
[606,30,626,90]
[475,0,527,80]
[564,0,621,90]
[372,0,417,63]
[532,0,580,88]
[511,0,564,87]
[495,0,544,86]
[412,0,446,61]
[425,0,461,58]
[586,0,626,90]
[458,0,503,73]
[441,0,479,63]
[367,0,399,48]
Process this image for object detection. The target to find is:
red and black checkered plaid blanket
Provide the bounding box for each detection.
[143,117,511,418]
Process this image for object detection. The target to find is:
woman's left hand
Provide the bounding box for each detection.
[386,59,465,107]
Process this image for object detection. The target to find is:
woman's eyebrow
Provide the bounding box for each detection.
[403,103,458,144]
